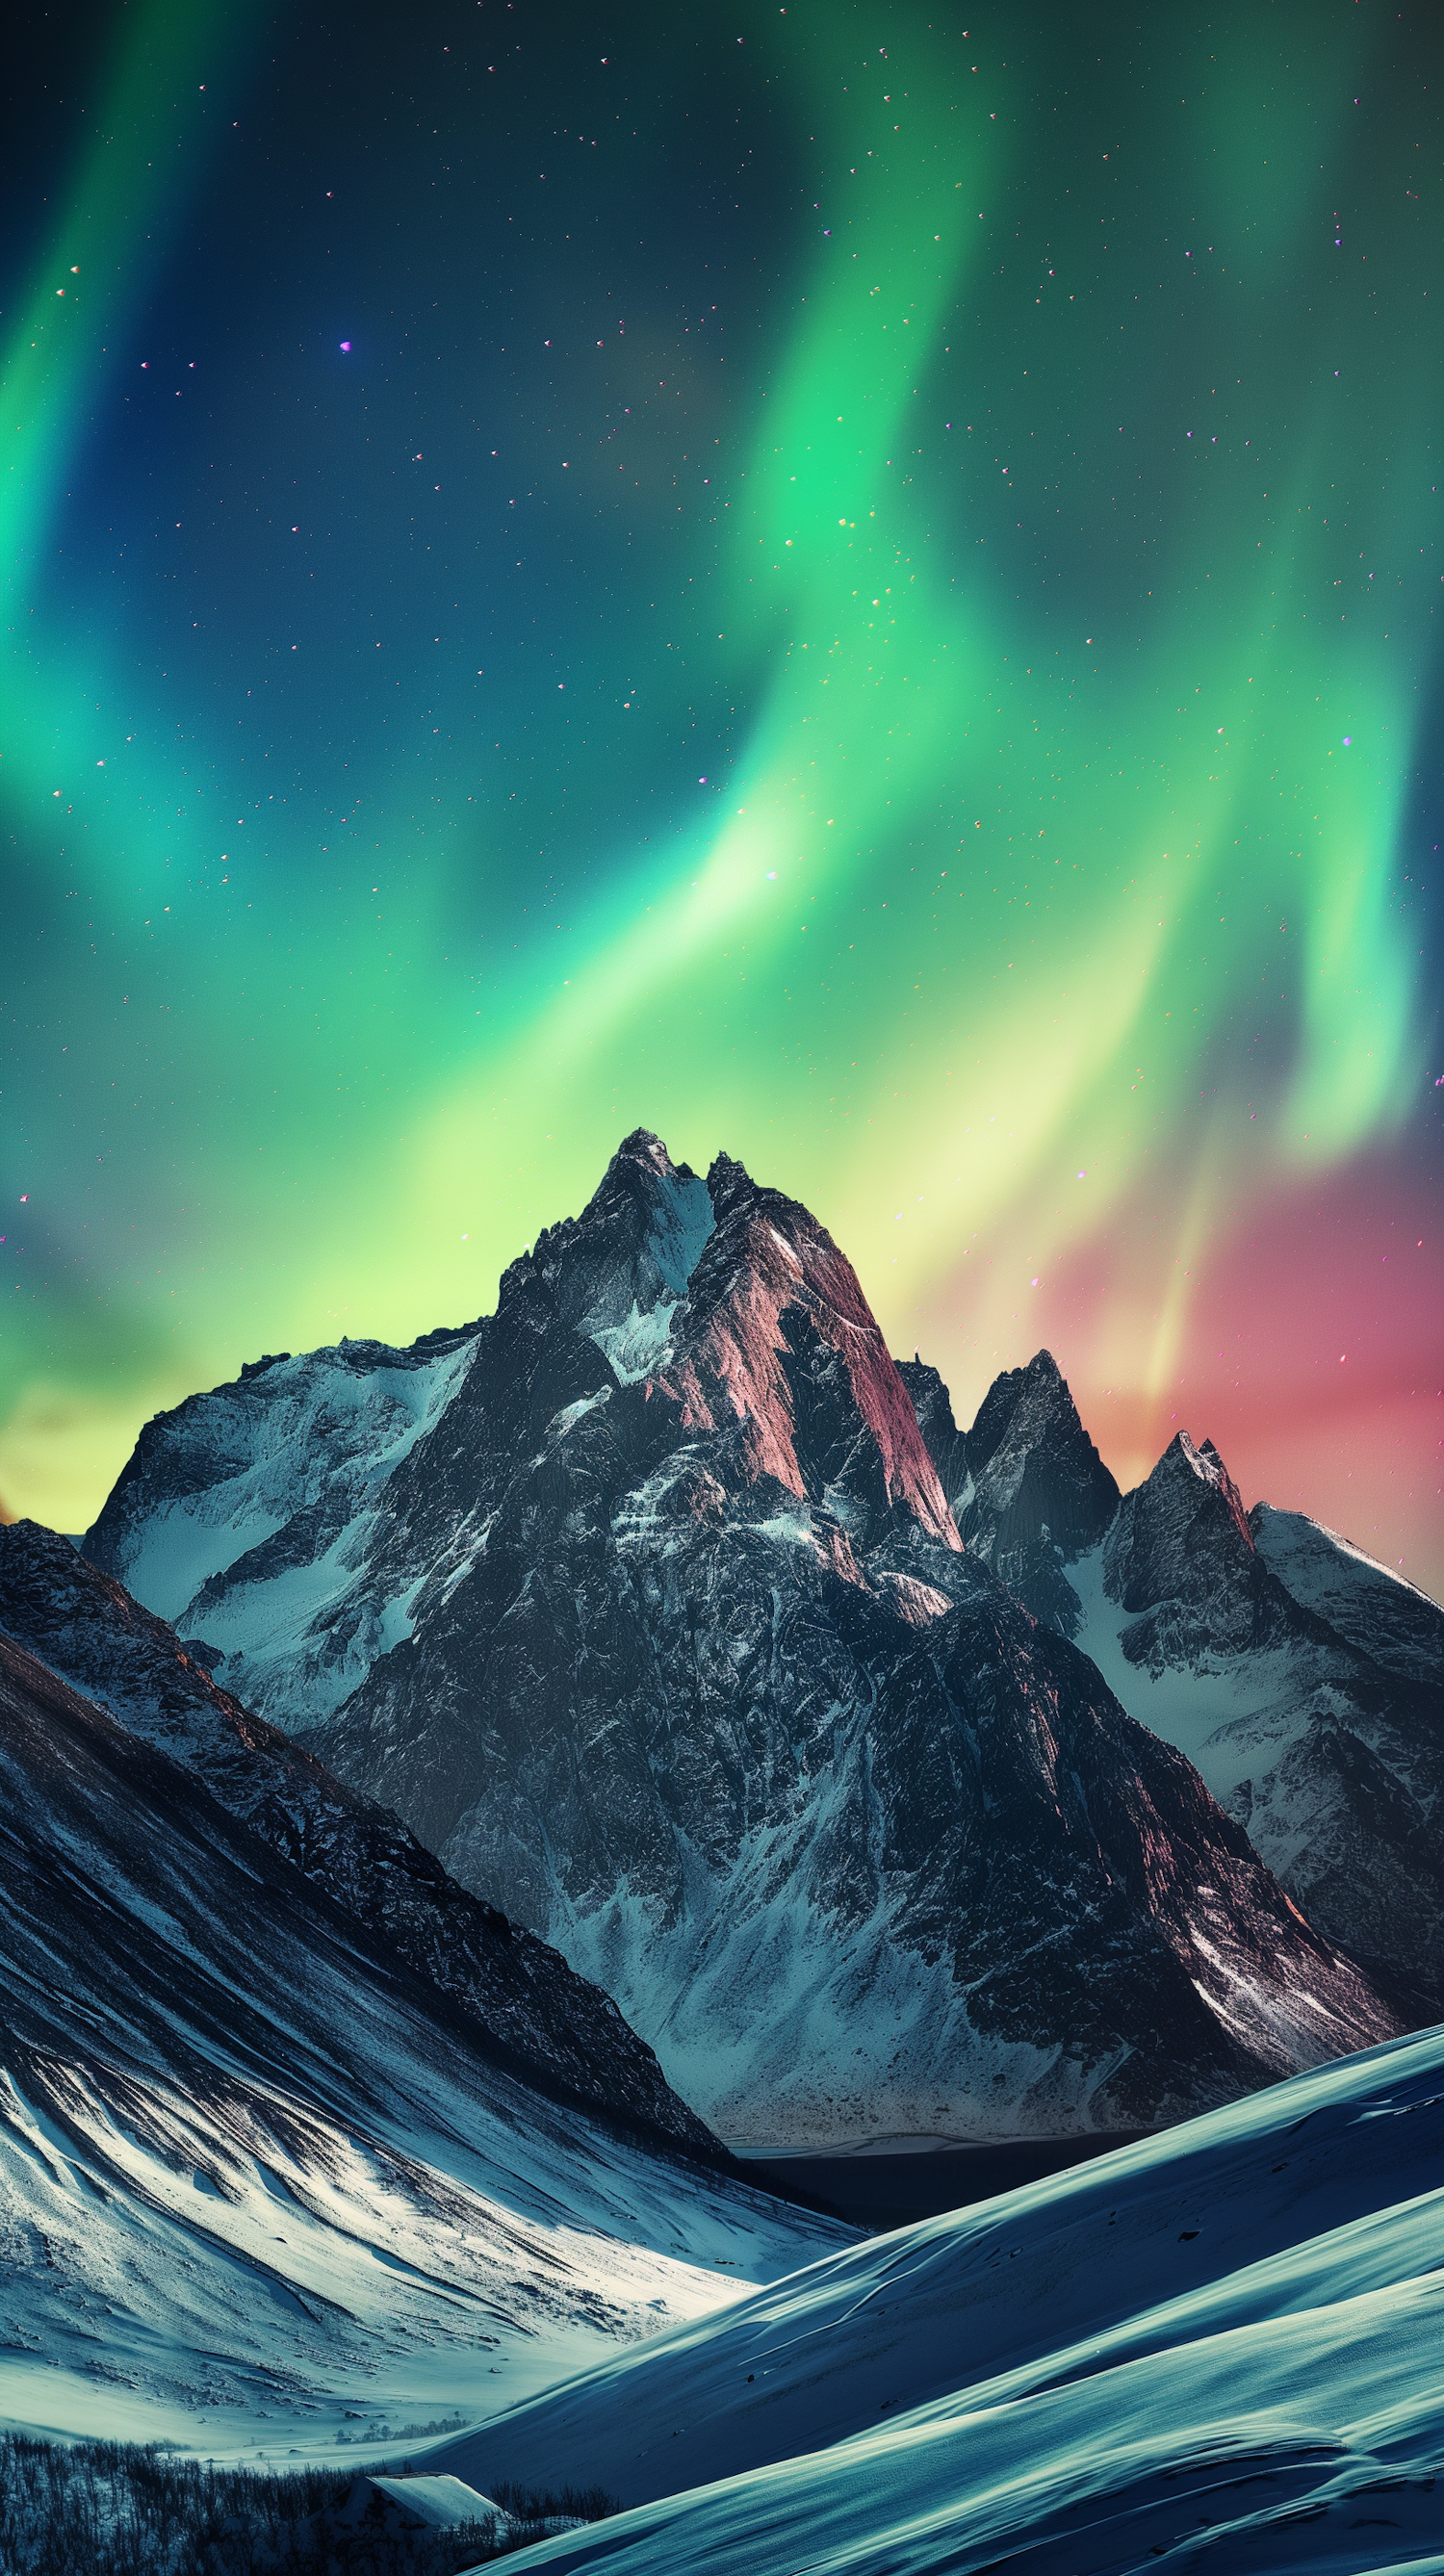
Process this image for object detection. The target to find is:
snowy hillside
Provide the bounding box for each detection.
[431,2022,1444,2576]
[1251,1501,1444,1690]
[84,1133,1401,2149]
[0,1515,715,2155]
[0,1632,847,2454]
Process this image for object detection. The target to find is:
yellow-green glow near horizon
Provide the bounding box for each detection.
[2,0,1440,1583]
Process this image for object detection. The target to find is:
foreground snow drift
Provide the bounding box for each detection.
[468,2277,1444,2576]
[429,2024,1444,2575]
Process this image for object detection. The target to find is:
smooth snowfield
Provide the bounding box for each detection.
[487,2276,1444,2576]
[429,2024,1444,2576]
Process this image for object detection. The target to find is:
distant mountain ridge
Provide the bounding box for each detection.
[82,1130,1416,2147]
[907,1374,1444,2012]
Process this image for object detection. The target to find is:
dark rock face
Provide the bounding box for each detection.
[901,1349,1118,1637]
[84,1133,1404,2146]
[1102,1431,1291,1668]
[0,1518,715,2158]
[961,1352,1119,1636]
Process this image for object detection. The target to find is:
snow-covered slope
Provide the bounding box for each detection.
[85,1135,1400,2150]
[0,1517,714,2156]
[84,1328,477,1726]
[430,2022,1444,2576]
[0,1632,847,2453]
[1251,1502,1444,1691]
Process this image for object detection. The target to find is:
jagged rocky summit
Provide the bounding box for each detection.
[906,1371,1444,2013]
[83,1132,1409,2148]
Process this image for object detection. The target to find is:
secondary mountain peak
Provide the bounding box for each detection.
[926,1362,1444,2015]
[1104,1427,1259,1624]
[900,1344,1117,1634]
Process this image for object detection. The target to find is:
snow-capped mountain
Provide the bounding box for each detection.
[0,1516,712,2157]
[83,1133,1401,2148]
[903,1363,1444,2010]
[424,2021,1444,2576]
[0,1628,845,2450]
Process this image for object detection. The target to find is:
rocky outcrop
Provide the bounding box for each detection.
[1101,1431,1292,1668]
[899,1349,1117,1637]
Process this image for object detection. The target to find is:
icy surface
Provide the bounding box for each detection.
[588,1300,683,1386]
[432,2025,1444,2576]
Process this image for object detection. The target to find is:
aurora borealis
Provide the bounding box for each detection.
[3,1,1441,1584]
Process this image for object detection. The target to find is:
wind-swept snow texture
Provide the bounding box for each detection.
[0,1517,715,2157]
[0,1634,848,2453]
[83,1330,476,1728]
[86,1136,1402,2150]
[433,2023,1444,2576]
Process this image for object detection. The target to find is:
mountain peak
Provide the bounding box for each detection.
[76,1148,1416,2150]
[497,1130,713,1382]
[1104,1427,1262,1623]
[1162,1430,1255,1554]
[939,1349,1119,1631]
[659,1162,962,1551]
[703,1147,757,1224]
[613,1126,678,1173]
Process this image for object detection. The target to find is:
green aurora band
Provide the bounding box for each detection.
[2,0,1440,1582]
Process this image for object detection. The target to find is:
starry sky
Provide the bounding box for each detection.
[3,0,1441,1588]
